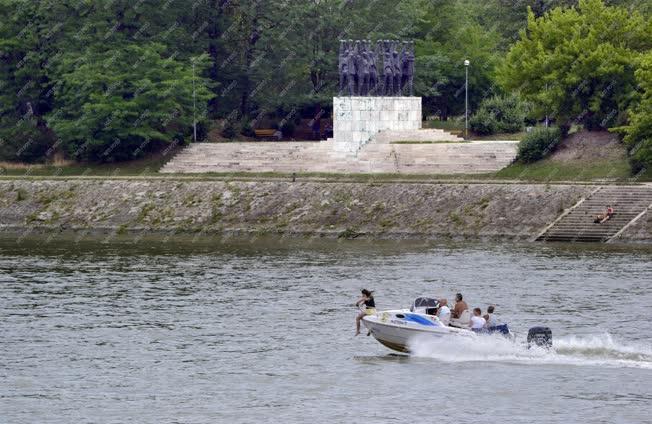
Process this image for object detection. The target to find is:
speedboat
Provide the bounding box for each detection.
[362,297,511,353]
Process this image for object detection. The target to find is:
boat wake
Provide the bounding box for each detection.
[408,333,652,369]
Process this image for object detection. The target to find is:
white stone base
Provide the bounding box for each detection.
[333,96,421,154]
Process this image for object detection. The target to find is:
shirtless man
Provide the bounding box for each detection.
[452,293,468,319]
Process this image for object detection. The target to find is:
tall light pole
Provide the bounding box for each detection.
[192,60,197,143]
[464,59,470,139]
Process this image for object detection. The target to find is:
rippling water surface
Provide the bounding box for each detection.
[1,237,651,423]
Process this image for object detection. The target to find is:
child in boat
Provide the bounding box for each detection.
[484,305,499,327]
[437,298,451,325]
[469,308,486,330]
[355,289,376,336]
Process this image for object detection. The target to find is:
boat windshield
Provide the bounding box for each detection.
[411,297,439,311]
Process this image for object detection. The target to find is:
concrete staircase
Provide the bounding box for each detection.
[161,142,331,173]
[371,128,464,143]
[160,133,519,175]
[357,140,518,173]
[536,185,652,242]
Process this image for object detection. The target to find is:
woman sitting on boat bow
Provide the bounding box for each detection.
[355,289,376,336]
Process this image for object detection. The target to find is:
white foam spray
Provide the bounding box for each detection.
[408,332,652,369]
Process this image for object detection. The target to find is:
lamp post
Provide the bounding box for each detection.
[464,59,470,139]
[192,60,197,143]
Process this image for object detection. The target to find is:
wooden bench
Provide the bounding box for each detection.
[254,129,279,139]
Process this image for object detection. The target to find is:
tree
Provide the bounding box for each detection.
[47,44,213,162]
[0,0,59,162]
[413,0,504,120]
[617,53,652,172]
[498,0,652,132]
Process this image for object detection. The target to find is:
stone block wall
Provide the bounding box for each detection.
[332,96,421,154]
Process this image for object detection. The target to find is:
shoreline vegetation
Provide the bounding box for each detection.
[2,1,651,182]
[2,129,649,182]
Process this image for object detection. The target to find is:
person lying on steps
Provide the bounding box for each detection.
[594,205,614,224]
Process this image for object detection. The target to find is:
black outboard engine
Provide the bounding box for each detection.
[527,326,552,349]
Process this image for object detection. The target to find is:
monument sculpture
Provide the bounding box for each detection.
[338,39,414,96]
[333,39,421,156]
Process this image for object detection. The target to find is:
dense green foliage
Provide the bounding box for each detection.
[517,127,562,163]
[617,53,652,172]
[48,46,212,162]
[0,0,650,166]
[469,95,529,135]
[499,0,652,132]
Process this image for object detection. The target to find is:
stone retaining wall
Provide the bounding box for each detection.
[5,179,648,243]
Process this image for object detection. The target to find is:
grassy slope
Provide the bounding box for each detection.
[0,150,177,177]
[494,158,634,181]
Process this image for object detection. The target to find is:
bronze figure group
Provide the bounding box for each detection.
[338,39,415,97]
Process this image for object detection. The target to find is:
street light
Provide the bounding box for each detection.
[192,60,197,143]
[464,59,470,139]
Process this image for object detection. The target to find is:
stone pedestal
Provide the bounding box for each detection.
[332,96,421,154]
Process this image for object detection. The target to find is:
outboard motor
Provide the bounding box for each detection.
[527,326,552,349]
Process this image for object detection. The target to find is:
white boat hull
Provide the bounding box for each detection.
[362,310,474,353]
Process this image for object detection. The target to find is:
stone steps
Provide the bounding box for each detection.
[536,186,652,242]
[372,128,463,143]
[160,138,519,175]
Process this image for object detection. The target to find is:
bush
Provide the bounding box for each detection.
[240,121,255,137]
[469,94,528,135]
[619,53,652,173]
[221,121,238,139]
[469,108,498,135]
[0,117,54,163]
[279,120,296,137]
[517,127,561,163]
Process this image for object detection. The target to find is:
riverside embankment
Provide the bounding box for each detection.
[0,179,650,243]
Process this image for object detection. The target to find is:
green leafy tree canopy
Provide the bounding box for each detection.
[47,44,213,162]
[498,0,652,131]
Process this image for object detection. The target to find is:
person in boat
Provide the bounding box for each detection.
[355,289,376,336]
[437,298,451,325]
[594,205,614,224]
[451,293,468,319]
[469,307,486,330]
[483,305,499,328]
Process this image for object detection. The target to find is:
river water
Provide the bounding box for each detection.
[1,237,651,423]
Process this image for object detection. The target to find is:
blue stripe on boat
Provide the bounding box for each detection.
[403,313,436,326]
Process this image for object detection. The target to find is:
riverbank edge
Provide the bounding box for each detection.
[1,179,650,244]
